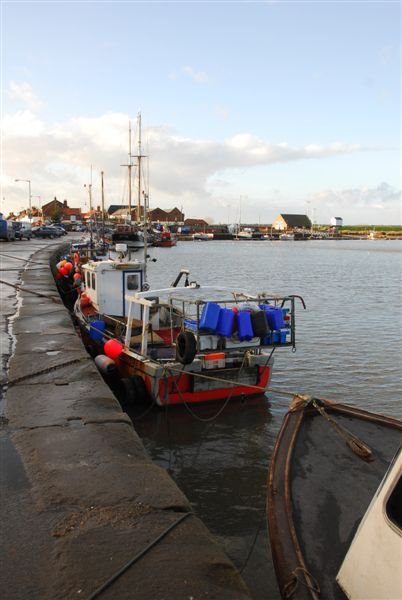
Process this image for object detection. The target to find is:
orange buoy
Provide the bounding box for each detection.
[80,293,91,307]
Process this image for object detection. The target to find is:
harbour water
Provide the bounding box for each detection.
[127,239,402,599]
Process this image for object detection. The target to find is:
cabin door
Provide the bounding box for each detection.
[123,270,143,318]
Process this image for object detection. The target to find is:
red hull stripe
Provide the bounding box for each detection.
[154,366,271,406]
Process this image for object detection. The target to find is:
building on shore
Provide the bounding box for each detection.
[271,214,312,232]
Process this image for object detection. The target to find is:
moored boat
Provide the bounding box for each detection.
[152,229,177,247]
[336,446,402,600]
[70,246,304,407]
[112,223,154,248]
[192,232,212,241]
[267,396,402,599]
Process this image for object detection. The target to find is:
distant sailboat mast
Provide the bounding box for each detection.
[120,121,134,223]
[132,112,147,223]
[137,113,142,223]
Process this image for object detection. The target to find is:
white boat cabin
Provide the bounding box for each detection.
[336,447,402,599]
[82,257,146,318]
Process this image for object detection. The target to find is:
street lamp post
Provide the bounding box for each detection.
[31,195,41,222]
[15,179,32,223]
[84,182,93,250]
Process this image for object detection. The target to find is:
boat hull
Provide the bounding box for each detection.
[267,399,402,600]
[81,327,273,406]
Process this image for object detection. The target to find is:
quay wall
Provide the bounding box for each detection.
[3,243,251,600]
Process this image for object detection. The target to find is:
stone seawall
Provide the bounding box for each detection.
[1,243,251,600]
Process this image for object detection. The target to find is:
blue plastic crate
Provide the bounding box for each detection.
[262,329,289,345]
[259,304,285,329]
[184,319,198,331]
[216,308,235,337]
[199,302,221,332]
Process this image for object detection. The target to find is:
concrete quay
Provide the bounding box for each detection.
[0,240,251,600]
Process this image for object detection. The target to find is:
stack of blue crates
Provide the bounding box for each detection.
[184,302,291,345]
[259,304,290,345]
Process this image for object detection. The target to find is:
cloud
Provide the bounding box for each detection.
[309,183,401,211]
[182,65,208,83]
[1,104,399,224]
[7,81,43,112]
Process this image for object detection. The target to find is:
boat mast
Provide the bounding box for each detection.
[120,121,133,223]
[84,166,93,251]
[101,170,105,246]
[137,112,142,223]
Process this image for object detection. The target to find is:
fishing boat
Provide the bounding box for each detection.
[235,227,264,241]
[112,223,155,248]
[152,228,177,247]
[192,232,211,241]
[71,244,304,406]
[279,232,295,241]
[267,396,402,600]
[337,446,401,600]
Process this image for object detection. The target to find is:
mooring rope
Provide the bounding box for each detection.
[7,357,90,386]
[0,252,48,266]
[0,278,62,303]
[163,361,298,399]
[283,566,321,599]
[169,364,237,422]
[295,395,374,462]
[85,512,192,600]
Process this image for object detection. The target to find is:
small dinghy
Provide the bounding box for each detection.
[267,396,402,600]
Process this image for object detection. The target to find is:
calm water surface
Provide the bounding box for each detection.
[128,239,401,599]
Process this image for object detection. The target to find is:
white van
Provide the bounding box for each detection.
[15,222,32,240]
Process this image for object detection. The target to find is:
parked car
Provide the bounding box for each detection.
[49,224,68,235]
[32,225,64,239]
[14,222,32,240]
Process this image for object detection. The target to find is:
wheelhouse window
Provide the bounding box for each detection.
[86,272,91,289]
[127,274,140,291]
[91,272,96,290]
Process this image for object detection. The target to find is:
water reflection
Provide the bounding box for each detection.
[127,395,283,598]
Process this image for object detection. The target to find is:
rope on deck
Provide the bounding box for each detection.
[310,396,374,462]
[283,566,320,599]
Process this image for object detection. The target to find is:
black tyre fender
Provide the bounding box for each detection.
[121,378,136,403]
[131,375,148,402]
[120,375,148,404]
[175,331,197,365]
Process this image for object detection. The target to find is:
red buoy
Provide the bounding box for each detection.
[80,293,91,307]
[104,339,123,359]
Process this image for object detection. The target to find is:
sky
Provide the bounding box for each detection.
[1,1,401,225]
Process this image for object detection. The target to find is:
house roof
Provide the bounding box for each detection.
[63,207,81,216]
[109,208,136,218]
[108,205,128,215]
[185,218,208,226]
[278,214,312,228]
[42,199,63,209]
